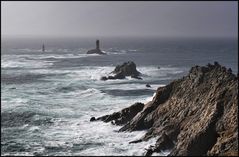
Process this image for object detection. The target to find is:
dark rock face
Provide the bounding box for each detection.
[112,61,141,77]
[93,62,238,156]
[87,49,105,55]
[90,117,96,121]
[100,61,142,80]
[91,102,144,126]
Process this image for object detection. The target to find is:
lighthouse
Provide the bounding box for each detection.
[86,39,106,55]
[42,44,45,52]
[96,39,100,49]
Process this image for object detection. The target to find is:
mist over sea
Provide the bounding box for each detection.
[1,37,238,156]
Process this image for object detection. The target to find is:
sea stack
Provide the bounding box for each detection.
[86,39,106,55]
[100,61,142,80]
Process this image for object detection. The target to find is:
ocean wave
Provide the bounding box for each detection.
[1,111,54,128]
[54,84,86,93]
[11,48,43,53]
[1,141,31,154]
[78,88,105,98]
[101,89,155,97]
[105,49,139,55]
[1,73,50,84]
[1,98,28,109]
[1,58,54,69]
[27,54,90,60]
[138,66,184,78]
[65,66,113,81]
[70,119,159,156]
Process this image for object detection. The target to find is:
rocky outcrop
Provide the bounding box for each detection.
[87,49,105,55]
[86,39,106,55]
[92,62,238,156]
[90,102,144,125]
[100,61,142,80]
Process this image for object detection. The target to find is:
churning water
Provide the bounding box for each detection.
[1,37,237,155]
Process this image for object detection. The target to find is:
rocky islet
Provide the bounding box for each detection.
[100,61,142,80]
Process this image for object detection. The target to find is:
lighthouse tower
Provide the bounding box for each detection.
[42,44,45,52]
[96,40,100,50]
[86,39,105,55]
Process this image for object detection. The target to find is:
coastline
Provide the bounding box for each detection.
[91,62,238,156]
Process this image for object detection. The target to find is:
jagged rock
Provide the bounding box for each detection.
[131,74,142,80]
[95,62,238,156]
[146,84,151,88]
[113,72,126,79]
[87,49,105,55]
[90,117,96,121]
[145,132,174,156]
[86,40,106,55]
[100,61,142,80]
[90,102,144,126]
[112,61,141,77]
[100,76,108,81]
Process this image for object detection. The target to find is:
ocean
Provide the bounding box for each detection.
[1,37,238,156]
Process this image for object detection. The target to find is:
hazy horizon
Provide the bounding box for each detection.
[1,1,238,39]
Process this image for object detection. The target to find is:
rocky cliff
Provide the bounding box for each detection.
[91,62,238,156]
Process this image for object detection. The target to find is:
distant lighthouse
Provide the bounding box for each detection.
[42,44,45,52]
[96,39,100,50]
[86,39,106,55]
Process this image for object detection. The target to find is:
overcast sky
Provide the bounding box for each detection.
[1,1,238,38]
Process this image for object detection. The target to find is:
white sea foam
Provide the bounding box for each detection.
[28,126,40,132]
[1,57,54,68]
[64,66,113,81]
[11,48,42,53]
[40,117,160,156]
[77,88,105,99]
[2,152,34,156]
[1,98,28,110]
[152,150,171,156]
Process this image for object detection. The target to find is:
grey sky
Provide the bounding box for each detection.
[1,1,238,38]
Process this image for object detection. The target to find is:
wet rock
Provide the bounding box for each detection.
[146,84,151,88]
[96,102,144,125]
[90,117,96,121]
[100,76,108,81]
[113,72,126,79]
[87,49,105,55]
[112,61,141,77]
[131,74,142,80]
[101,61,142,80]
[95,62,238,156]
[145,132,174,156]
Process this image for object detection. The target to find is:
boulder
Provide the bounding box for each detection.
[101,61,142,80]
[112,61,141,77]
[90,117,96,121]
